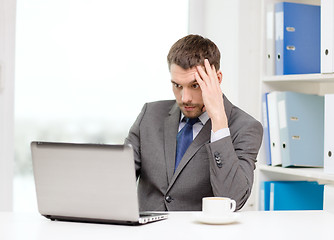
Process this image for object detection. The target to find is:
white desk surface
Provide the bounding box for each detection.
[0,211,333,240]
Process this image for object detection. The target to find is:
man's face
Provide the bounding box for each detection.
[170,64,204,119]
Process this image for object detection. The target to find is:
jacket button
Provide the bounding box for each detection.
[165,195,173,203]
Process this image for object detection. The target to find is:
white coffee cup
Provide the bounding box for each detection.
[202,197,236,216]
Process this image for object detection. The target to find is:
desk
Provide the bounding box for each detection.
[0,211,333,240]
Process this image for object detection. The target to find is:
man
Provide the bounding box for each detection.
[125,34,263,211]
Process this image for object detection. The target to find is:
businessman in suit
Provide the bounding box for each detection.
[125,34,263,211]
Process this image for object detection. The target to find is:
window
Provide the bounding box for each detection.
[15,0,188,212]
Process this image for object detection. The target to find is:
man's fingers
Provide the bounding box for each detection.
[196,59,220,92]
[196,65,208,82]
[194,72,206,89]
[205,59,219,86]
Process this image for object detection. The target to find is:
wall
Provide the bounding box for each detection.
[0,0,16,211]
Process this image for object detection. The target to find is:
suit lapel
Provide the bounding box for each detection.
[164,103,180,184]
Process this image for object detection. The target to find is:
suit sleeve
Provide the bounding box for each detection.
[124,103,147,178]
[205,117,263,210]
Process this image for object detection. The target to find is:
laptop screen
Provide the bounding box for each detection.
[31,142,141,223]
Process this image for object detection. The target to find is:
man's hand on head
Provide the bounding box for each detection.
[194,59,228,132]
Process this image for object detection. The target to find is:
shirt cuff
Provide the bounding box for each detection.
[210,128,231,143]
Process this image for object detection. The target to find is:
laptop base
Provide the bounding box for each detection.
[43,212,168,226]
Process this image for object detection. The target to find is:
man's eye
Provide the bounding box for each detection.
[192,83,200,89]
[173,83,182,88]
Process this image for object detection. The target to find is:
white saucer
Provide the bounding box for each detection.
[193,212,240,225]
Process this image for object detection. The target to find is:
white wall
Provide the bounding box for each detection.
[0,0,16,211]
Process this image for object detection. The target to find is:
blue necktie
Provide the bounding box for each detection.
[175,118,198,171]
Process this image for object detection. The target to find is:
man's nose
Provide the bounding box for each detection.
[181,88,192,103]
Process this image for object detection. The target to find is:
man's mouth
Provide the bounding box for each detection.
[183,105,196,111]
[184,106,194,110]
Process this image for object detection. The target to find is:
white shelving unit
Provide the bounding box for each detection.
[255,0,334,210]
[263,73,334,82]
[258,165,334,184]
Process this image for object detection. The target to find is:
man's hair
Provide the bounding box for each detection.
[167,34,221,71]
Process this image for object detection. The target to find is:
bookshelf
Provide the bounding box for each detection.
[255,0,334,210]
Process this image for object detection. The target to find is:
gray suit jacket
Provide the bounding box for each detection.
[125,95,263,211]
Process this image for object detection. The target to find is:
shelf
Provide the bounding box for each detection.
[257,165,334,184]
[256,0,333,211]
[263,73,334,83]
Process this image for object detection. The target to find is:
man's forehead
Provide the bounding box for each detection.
[170,65,198,76]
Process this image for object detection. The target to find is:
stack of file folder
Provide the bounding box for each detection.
[274,2,320,75]
[260,181,324,211]
[263,91,324,167]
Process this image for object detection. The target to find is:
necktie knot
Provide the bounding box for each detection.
[185,117,199,126]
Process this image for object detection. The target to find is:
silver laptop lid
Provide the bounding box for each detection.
[31,142,140,223]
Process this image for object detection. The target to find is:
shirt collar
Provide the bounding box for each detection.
[180,111,209,125]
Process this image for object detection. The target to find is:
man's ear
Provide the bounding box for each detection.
[217,70,223,84]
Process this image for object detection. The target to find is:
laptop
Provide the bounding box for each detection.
[31,141,168,225]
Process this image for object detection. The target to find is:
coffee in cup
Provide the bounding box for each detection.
[202,197,236,216]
